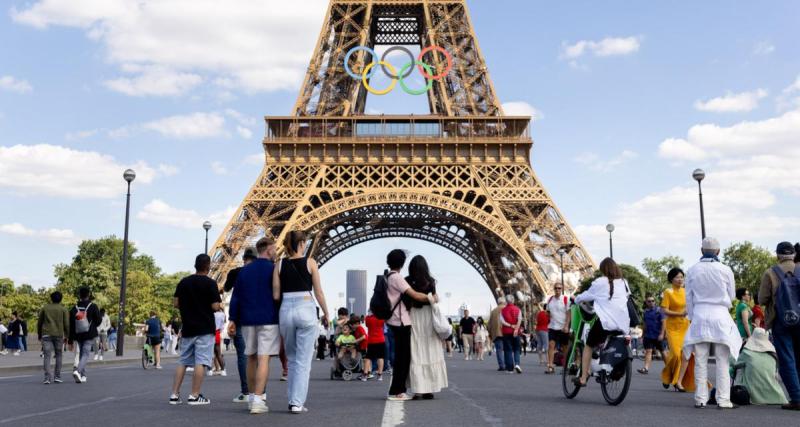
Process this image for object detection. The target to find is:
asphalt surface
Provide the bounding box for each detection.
[1,349,796,427]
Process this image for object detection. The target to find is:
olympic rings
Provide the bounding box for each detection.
[362,61,398,95]
[343,44,453,95]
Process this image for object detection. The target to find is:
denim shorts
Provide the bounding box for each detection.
[180,334,214,367]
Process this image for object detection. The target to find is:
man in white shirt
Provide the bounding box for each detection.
[684,237,742,409]
[545,282,571,374]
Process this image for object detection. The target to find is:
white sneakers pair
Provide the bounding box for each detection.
[72,371,86,383]
[249,395,269,414]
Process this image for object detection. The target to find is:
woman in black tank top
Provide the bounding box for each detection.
[279,257,314,294]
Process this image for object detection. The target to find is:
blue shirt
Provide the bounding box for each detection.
[229,258,278,326]
[642,307,663,339]
[146,317,161,338]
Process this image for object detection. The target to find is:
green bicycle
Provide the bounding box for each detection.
[562,302,632,406]
[142,337,157,370]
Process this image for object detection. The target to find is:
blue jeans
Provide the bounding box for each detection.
[773,322,800,402]
[279,295,318,407]
[233,327,248,394]
[493,337,505,369]
[503,335,521,371]
[77,340,93,375]
[384,326,395,370]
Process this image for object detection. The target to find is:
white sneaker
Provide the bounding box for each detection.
[80,375,87,383]
[207,369,215,377]
[289,405,308,414]
[99,355,104,361]
[155,365,163,370]
[387,393,413,401]
[220,370,227,376]
[93,354,99,361]
[187,394,210,405]
[514,365,522,374]
[72,371,81,383]
[250,397,269,414]
[186,366,194,372]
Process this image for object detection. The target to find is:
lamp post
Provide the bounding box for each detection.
[348,298,355,315]
[116,169,136,356]
[557,248,566,290]
[693,168,706,239]
[606,224,615,259]
[203,221,212,253]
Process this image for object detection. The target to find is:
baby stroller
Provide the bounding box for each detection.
[330,345,363,381]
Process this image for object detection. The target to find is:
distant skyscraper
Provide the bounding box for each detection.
[346,270,368,316]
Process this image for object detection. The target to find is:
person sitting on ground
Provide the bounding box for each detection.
[336,324,358,361]
[733,327,789,405]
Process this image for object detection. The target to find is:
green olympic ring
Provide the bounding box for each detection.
[344,45,452,95]
[397,61,434,96]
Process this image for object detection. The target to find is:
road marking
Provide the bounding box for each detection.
[0,391,150,424]
[0,375,33,380]
[381,400,405,427]
[449,383,503,427]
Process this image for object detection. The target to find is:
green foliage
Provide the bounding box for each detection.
[0,278,13,296]
[722,241,775,294]
[0,282,48,321]
[641,255,684,299]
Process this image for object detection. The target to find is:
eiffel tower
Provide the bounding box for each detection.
[209,0,595,305]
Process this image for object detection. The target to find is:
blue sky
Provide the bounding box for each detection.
[2,0,799,317]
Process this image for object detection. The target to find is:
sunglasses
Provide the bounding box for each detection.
[646,300,655,303]
[554,287,563,291]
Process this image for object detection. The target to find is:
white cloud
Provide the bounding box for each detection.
[777,75,800,111]
[236,126,253,139]
[210,161,228,175]
[137,199,236,230]
[110,112,227,139]
[501,101,543,120]
[65,129,99,140]
[753,41,775,55]
[0,144,157,198]
[0,222,81,245]
[0,75,33,93]
[693,89,768,113]
[243,153,263,165]
[574,150,637,172]
[11,0,329,94]
[103,66,202,97]
[560,36,641,60]
[158,164,179,177]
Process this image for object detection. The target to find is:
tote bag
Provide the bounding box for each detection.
[430,298,452,340]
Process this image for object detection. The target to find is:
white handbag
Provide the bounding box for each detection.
[429,294,452,340]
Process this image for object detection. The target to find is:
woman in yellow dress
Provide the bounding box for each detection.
[659,268,695,392]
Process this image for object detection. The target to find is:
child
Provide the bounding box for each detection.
[351,318,369,380]
[336,324,357,360]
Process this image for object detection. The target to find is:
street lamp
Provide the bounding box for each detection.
[557,247,567,291]
[693,168,706,239]
[116,169,135,356]
[348,297,356,315]
[606,224,615,259]
[203,221,212,253]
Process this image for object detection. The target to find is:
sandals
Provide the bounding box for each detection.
[572,377,587,387]
[674,384,686,393]
[545,366,555,374]
[637,368,649,374]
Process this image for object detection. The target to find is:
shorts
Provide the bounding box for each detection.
[536,331,549,352]
[367,343,386,359]
[548,329,569,346]
[146,336,162,346]
[586,322,618,348]
[215,330,221,345]
[180,334,214,367]
[241,325,280,356]
[643,337,663,351]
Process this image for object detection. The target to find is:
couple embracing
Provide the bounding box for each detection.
[384,249,449,401]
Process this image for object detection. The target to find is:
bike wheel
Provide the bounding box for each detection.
[600,359,632,406]
[562,342,582,399]
[142,348,149,369]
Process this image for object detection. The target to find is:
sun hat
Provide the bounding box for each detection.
[744,327,776,354]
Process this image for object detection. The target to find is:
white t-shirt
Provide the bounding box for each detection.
[547,294,571,330]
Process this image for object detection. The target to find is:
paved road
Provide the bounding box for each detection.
[1,351,795,427]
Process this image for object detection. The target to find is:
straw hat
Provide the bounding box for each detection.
[744,327,775,354]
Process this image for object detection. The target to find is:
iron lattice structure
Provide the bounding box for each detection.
[210,0,595,304]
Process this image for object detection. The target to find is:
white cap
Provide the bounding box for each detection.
[701,237,720,250]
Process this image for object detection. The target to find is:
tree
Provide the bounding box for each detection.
[579,263,650,312]
[722,242,775,294]
[641,255,684,299]
[0,278,14,296]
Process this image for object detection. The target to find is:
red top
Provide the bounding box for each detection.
[365,315,385,344]
[535,310,550,331]
[354,325,368,351]
[501,304,521,335]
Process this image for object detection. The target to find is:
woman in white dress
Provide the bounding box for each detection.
[406,255,448,399]
[474,318,489,361]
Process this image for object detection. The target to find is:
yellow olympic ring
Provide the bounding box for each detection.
[362,61,397,96]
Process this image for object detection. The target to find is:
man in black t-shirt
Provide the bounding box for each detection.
[460,310,476,361]
[169,254,221,406]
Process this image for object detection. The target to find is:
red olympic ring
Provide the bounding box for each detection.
[417,46,453,80]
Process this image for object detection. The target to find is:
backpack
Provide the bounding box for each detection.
[370,271,400,321]
[75,303,92,334]
[772,265,800,327]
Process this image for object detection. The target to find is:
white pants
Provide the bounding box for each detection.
[693,342,731,406]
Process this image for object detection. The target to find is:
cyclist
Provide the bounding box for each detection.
[573,258,630,387]
[145,311,163,369]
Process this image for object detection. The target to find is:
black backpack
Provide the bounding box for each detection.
[370,271,400,321]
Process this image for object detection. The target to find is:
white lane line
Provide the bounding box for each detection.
[0,375,33,380]
[381,400,405,427]
[0,391,150,424]
[449,383,503,427]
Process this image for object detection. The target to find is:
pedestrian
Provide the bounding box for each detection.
[223,246,257,403]
[758,241,800,410]
[0,321,7,355]
[406,254,448,398]
[637,294,665,374]
[38,291,69,384]
[316,319,328,361]
[443,321,454,357]
[660,267,695,392]
[545,282,571,374]
[733,327,789,405]
[735,288,754,340]
[5,312,22,355]
[228,238,279,414]
[163,322,173,356]
[68,287,101,383]
[384,249,437,401]
[20,314,28,352]
[459,309,475,360]
[474,317,488,361]
[573,258,630,388]
[95,309,111,361]
[630,325,643,357]
[364,311,385,379]
[273,230,331,413]
[169,254,222,405]
[683,237,742,409]
[351,317,369,380]
[107,323,117,352]
[212,306,226,376]
[487,297,506,371]
[535,304,549,365]
[500,294,523,374]
[144,311,163,369]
